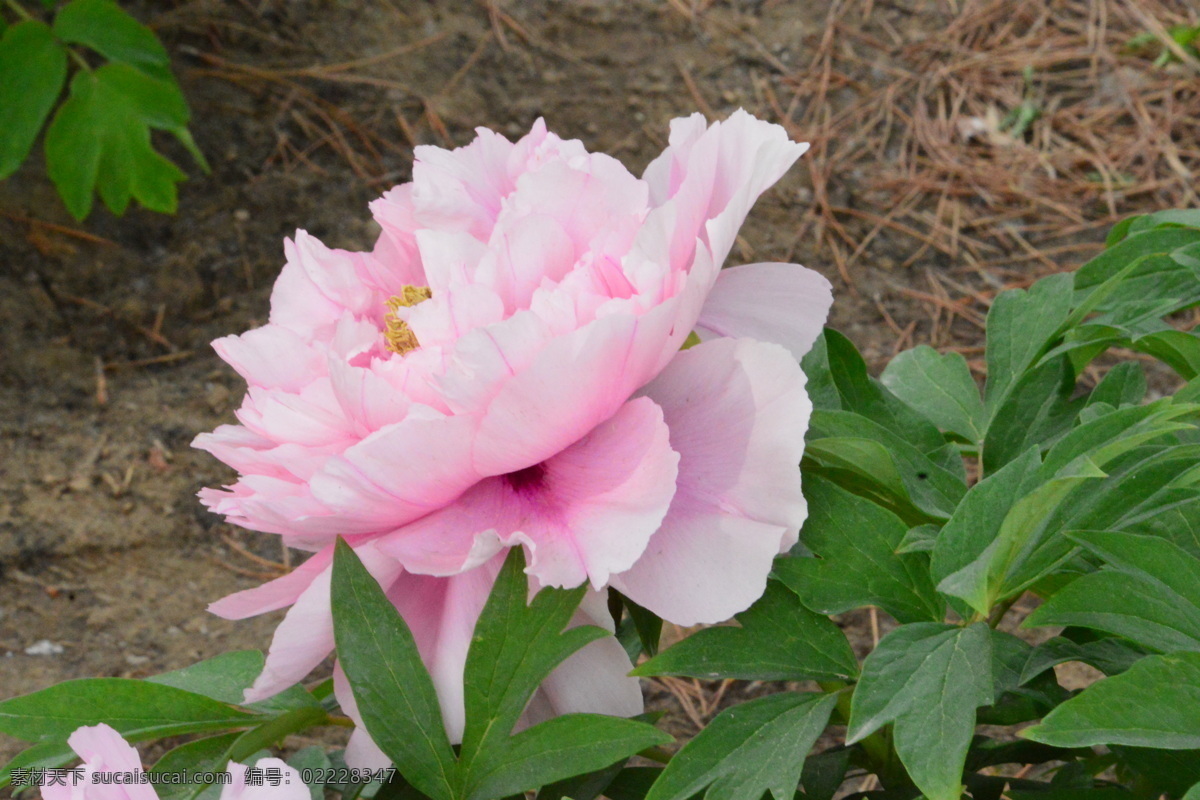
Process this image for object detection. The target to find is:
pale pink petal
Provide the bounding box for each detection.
[221,759,308,800]
[213,326,325,393]
[611,337,810,624]
[369,184,428,290]
[44,724,158,800]
[379,396,678,589]
[696,262,832,360]
[244,543,402,702]
[208,547,333,620]
[270,232,380,335]
[308,409,479,533]
[471,295,686,477]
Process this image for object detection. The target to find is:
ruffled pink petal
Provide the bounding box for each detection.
[379,396,679,589]
[269,232,380,336]
[307,409,480,535]
[696,262,832,361]
[244,543,402,703]
[212,326,325,393]
[471,294,686,477]
[221,759,308,800]
[45,724,157,800]
[611,337,811,624]
[208,547,334,620]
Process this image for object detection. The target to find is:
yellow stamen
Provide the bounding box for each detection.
[384,285,432,355]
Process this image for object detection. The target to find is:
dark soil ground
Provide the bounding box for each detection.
[2,0,1197,792]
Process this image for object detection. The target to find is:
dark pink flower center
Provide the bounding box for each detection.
[504,463,547,495]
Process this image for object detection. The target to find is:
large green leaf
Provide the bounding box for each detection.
[847,622,993,800]
[1024,652,1200,748]
[44,62,203,220]
[0,678,255,742]
[774,475,943,623]
[0,739,77,792]
[456,549,668,800]
[53,0,173,80]
[331,539,457,800]
[633,581,857,682]
[880,345,985,443]
[0,21,67,179]
[643,693,838,800]
[1025,531,1200,653]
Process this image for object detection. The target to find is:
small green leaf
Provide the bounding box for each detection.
[847,622,993,800]
[0,678,255,742]
[0,21,68,179]
[881,345,985,443]
[644,693,838,800]
[633,581,857,681]
[1019,633,1149,684]
[53,0,172,80]
[330,538,457,800]
[982,356,1082,474]
[774,475,943,623]
[1131,330,1200,379]
[983,272,1074,417]
[147,650,265,705]
[1024,652,1200,748]
[799,748,852,800]
[44,62,203,220]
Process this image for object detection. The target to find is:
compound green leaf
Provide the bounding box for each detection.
[0,21,67,178]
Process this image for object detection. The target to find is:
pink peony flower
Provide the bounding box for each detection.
[196,110,832,764]
[40,724,308,800]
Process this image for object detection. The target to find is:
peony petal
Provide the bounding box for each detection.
[208,547,333,620]
[213,325,326,393]
[611,337,811,624]
[221,758,309,800]
[696,262,833,361]
[379,396,678,590]
[48,724,158,800]
[244,543,402,702]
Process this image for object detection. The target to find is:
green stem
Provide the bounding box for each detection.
[3,0,33,20]
[325,714,356,728]
[988,594,1020,628]
[638,746,672,765]
[66,46,91,73]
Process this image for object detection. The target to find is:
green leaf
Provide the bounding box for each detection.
[1025,531,1200,652]
[465,715,668,800]
[644,693,837,800]
[1024,652,1200,748]
[799,748,852,800]
[536,759,627,800]
[53,0,172,81]
[147,650,317,713]
[774,475,943,623]
[633,581,857,681]
[983,272,1074,416]
[605,767,664,800]
[881,345,985,443]
[847,622,993,800]
[330,538,457,800]
[820,329,947,453]
[1019,633,1149,684]
[287,746,333,800]
[44,62,202,220]
[807,409,966,522]
[617,592,663,658]
[0,678,255,742]
[458,549,668,800]
[0,21,67,179]
[0,739,77,792]
[982,356,1082,474]
[150,732,242,800]
[1111,745,1200,797]
[1130,330,1200,379]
